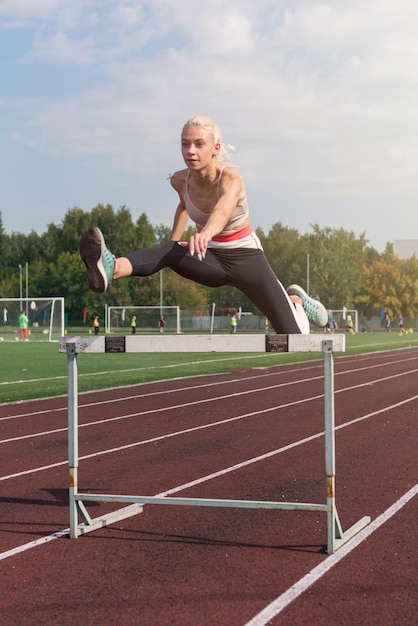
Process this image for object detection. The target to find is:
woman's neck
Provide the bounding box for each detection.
[189,164,221,186]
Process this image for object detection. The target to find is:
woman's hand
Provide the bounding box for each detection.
[187,230,212,260]
[178,231,211,260]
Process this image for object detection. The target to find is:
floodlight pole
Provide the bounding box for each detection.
[307,254,310,295]
[19,265,22,310]
[25,262,28,315]
[160,270,163,315]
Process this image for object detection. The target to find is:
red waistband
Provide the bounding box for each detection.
[210,224,253,242]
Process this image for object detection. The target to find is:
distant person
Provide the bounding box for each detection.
[385,313,391,332]
[331,319,338,333]
[18,310,29,341]
[79,115,327,335]
[346,315,355,334]
[398,315,407,335]
[326,313,332,333]
[131,315,137,335]
[158,315,166,333]
[93,315,100,335]
[230,313,237,334]
[264,317,269,334]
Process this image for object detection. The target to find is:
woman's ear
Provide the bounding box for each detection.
[212,142,221,157]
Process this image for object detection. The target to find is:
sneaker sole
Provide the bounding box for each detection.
[79,228,108,292]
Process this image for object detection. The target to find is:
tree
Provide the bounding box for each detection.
[155,224,171,243]
[25,254,85,319]
[303,225,369,309]
[161,272,210,309]
[0,213,12,281]
[257,223,306,290]
[210,284,257,314]
[355,253,418,319]
[55,208,92,255]
[1,203,416,326]
[135,213,157,249]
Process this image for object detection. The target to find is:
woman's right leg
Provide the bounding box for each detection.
[126,241,232,287]
[80,228,232,293]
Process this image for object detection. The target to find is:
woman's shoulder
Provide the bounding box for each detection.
[169,169,188,192]
[220,165,241,179]
[220,166,244,189]
[219,166,245,197]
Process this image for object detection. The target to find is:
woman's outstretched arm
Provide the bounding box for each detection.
[170,201,190,240]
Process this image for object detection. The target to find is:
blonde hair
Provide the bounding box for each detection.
[182,115,237,165]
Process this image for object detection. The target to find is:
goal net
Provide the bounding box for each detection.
[106,306,181,334]
[327,309,358,333]
[0,297,65,342]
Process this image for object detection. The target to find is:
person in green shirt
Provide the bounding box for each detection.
[131,315,137,335]
[19,310,29,341]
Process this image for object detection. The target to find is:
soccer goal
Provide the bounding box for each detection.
[105,306,181,334]
[327,309,358,333]
[0,297,65,342]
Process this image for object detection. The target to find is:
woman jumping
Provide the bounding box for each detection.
[80,115,327,334]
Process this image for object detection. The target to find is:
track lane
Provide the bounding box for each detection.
[0,348,417,625]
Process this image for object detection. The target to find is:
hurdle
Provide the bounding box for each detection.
[59,334,371,554]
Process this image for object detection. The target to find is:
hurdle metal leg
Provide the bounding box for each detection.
[67,344,79,539]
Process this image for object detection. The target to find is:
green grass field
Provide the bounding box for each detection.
[0,331,417,404]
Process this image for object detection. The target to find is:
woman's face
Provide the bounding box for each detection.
[181,125,219,169]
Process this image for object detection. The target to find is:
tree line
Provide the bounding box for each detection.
[0,205,417,324]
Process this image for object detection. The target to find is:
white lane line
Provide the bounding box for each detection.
[1,393,418,482]
[1,366,417,446]
[0,377,324,443]
[0,353,281,387]
[0,359,418,426]
[0,529,70,561]
[245,484,417,626]
[0,364,324,421]
[0,393,325,480]
[1,428,323,560]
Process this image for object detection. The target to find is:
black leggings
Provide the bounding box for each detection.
[125,241,302,334]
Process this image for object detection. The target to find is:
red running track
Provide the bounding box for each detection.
[0,346,417,625]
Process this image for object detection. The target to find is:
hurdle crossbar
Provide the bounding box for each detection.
[59,333,370,554]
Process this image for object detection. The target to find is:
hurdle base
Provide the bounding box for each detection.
[73,503,144,538]
[333,515,372,552]
[71,493,370,553]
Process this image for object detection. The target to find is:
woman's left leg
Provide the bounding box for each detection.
[222,248,309,334]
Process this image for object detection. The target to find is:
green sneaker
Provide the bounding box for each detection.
[287,284,328,328]
[79,228,115,293]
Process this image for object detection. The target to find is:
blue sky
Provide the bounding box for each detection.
[1,0,417,252]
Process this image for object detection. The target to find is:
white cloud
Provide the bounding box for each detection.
[1,0,418,250]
